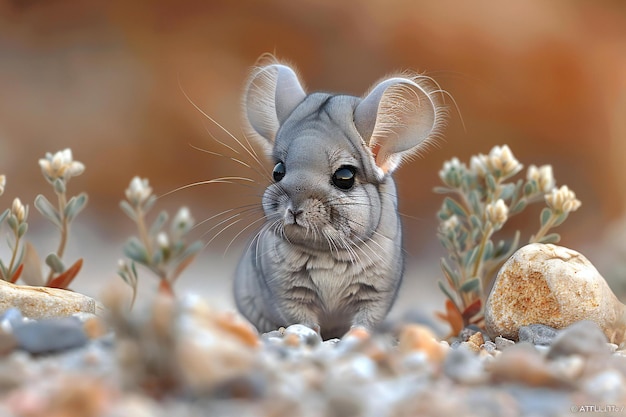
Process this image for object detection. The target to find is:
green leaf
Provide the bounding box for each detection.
[483,239,494,261]
[64,193,88,222]
[123,237,149,264]
[434,186,453,194]
[149,211,169,238]
[444,197,467,217]
[552,212,568,227]
[485,173,497,193]
[440,258,460,288]
[539,233,561,244]
[500,183,516,201]
[0,208,10,225]
[45,253,66,273]
[6,214,17,231]
[540,207,552,227]
[143,195,157,213]
[524,181,536,197]
[119,200,137,221]
[510,199,527,214]
[469,190,482,214]
[0,259,7,281]
[53,178,66,194]
[469,214,482,230]
[437,281,459,305]
[464,246,480,267]
[460,277,481,294]
[17,222,28,238]
[34,195,62,229]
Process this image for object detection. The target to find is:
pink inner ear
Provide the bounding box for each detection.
[370,142,390,173]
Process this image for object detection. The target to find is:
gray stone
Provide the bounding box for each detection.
[547,320,611,359]
[518,324,560,346]
[494,336,515,351]
[13,317,88,354]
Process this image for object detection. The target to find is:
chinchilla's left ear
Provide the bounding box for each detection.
[354,76,445,175]
[243,60,306,155]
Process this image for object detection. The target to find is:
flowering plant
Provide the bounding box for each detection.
[435,145,581,334]
[118,177,203,307]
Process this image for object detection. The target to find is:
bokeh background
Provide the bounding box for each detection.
[1,0,625,316]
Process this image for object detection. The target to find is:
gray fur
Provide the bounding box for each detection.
[234,60,444,339]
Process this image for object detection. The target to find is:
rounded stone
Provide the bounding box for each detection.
[484,243,626,343]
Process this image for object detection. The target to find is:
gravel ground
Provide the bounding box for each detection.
[0,291,625,417]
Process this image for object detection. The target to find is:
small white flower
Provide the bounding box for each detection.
[11,198,26,223]
[172,207,194,237]
[527,164,555,194]
[470,155,489,177]
[0,175,5,196]
[439,157,466,187]
[486,199,509,226]
[39,148,85,181]
[545,185,581,213]
[441,215,460,233]
[487,145,522,178]
[125,177,153,206]
[156,232,170,249]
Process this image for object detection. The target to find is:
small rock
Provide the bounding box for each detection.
[82,316,108,340]
[518,324,560,346]
[547,320,611,359]
[398,324,447,363]
[284,324,322,347]
[484,243,626,343]
[482,340,497,355]
[443,343,488,384]
[489,342,568,387]
[583,370,625,401]
[494,336,515,351]
[12,317,88,354]
[0,280,97,319]
[0,308,25,331]
[468,331,485,347]
[0,330,18,356]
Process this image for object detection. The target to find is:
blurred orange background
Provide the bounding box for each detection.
[0,0,625,309]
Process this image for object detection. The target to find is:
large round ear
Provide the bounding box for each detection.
[243,63,307,155]
[354,76,444,175]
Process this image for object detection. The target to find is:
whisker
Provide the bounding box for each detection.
[159,177,258,199]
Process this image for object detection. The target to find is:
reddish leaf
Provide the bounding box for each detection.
[158,279,175,298]
[48,258,83,289]
[461,298,482,321]
[9,264,24,284]
[435,299,464,337]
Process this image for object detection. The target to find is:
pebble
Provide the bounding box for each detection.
[484,243,626,343]
[518,324,560,346]
[489,342,567,387]
[12,317,88,354]
[583,369,625,401]
[398,324,448,363]
[443,343,488,384]
[494,336,515,351]
[283,324,322,347]
[0,279,97,319]
[547,320,611,359]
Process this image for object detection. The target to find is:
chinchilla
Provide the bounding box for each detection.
[234,57,445,339]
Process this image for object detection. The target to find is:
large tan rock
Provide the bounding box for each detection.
[484,243,626,344]
[0,279,97,319]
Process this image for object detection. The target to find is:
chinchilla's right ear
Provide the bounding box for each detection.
[243,60,306,155]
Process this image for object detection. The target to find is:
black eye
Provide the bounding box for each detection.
[332,166,356,190]
[273,161,286,182]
